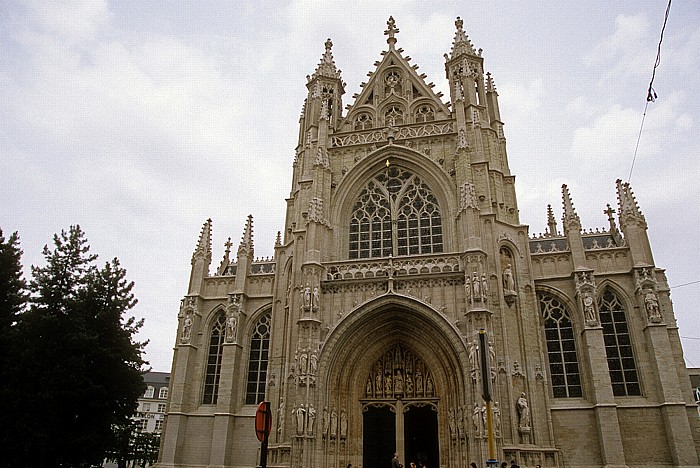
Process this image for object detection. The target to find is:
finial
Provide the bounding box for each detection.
[275,231,282,247]
[217,237,233,276]
[238,214,254,258]
[455,16,464,31]
[561,185,581,234]
[616,179,646,228]
[486,72,497,92]
[193,218,213,262]
[311,38,341,81]
[385,16,399,47]
[447,16,478,60]
[547,204,558,237]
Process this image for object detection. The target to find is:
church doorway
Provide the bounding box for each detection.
[363,405,396,468]
[404,404,439,468]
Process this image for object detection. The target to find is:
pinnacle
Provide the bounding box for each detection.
[238,214,254,257]
[385,16,400,48]
[561,184,581,232]
[486,72,497,92]
[447,16,479,60]
[311,38,342,81]
[616,179,645,223]
[193,218,213,260]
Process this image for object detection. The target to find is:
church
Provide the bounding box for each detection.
[157,17,700,468]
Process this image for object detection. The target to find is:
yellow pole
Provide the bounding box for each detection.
[485,400,495,462]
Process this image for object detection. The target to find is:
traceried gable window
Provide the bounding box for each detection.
[538,293,583,398]
[384,105,404,125]
[202,313,226,404]
[349,167,443,259]
[598,289,641,396]
[414,105,435,122]
[245,313,271,405]
[355,113,373,130]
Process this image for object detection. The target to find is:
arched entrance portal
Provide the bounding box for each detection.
[360,344,440,468]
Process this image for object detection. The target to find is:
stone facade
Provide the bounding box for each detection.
[156,17,700,468]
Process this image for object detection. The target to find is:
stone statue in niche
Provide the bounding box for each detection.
[340,410,348,438]
[472,272,481,299]
[405,373,414,396]
[294,404,306,435]
[516,392,530,429]
[322,407,329,437]
[493,401,502,436]
[225,312,238,342]
[307,404,316,435]
[481,274,489,301]
[330,408,338,438]
[582,292,597,325]
[502,263,516,293]
[302,284,311,310]
[448,408,456,438]
[464,274,473,303]
[312,286,320,312]
[180,313,192,343]
[644,289,662,322]
[473,403,481,436]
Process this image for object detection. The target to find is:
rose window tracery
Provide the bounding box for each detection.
[349,167,443,259]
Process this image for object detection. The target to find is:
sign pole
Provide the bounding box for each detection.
[256,401,272,468]
[479,330,498,468]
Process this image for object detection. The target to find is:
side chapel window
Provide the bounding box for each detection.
[598,289,641,396]
[202,313,226,404]
[538,293,583,398]
[245,313,271,405]
[349,166,443,259]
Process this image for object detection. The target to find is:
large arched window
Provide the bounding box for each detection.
[538,293,583,398]
[598,289,641,396]
[349,167,443,259]
[202,313,226,404]
[245,313,271,405]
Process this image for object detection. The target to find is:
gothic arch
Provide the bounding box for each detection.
[331,146,457,258]
[318,294,470,410]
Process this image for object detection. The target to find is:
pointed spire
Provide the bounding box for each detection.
[217,237,233,275]
[616,179,647,227]
[192,218,212,261]
[448,16,478,60]
[238,215,254,258]
[547,204,558,237]
[604,204,623,246]
[311,38,341,80]
[384,16,400,48]
[561,185,581,233]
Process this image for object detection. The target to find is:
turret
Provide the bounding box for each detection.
[233,215,254,292]
[188,219,212,295]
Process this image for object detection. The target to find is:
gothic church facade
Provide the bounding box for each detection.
[157,18,700,468]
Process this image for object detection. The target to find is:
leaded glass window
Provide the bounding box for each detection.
[384,105,404,125]
[538,293,583,398]
[598,289,641,396]
[355,113,373,130]
[245,313,271,405]
[202,313,226,404]
[349,167,443,259]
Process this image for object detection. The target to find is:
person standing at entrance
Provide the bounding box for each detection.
[392,452,402,468]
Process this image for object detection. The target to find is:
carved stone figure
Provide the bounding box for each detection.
[299,352,308,376]
[330,409,338,438]
[472,273,480,299]
[644,290,661,322]
[394,371,404,394]
[294,404,306,435]
[312,286,320,311]
[473,403,481,436]
[307,404,316,434]
[302,284,312,310]
[456,406,464,436]
[309,352,318,376]
[415,371,423,395]
[516,392,530,429]
[225,313,237,342]
[583,292,597,324]
[340,410,348,438]
[481,404,487,432]
[481,274,489,300]
[448,408,457,437]
[493,401,501,436]
[405,373,413,396]
[366,377,373,396]
[503,263,515,292]
[385,373,393,397]
[375,369,383,397]
[181,313,192,343]
[465,274,473,302]
[426,376,434,396]
[323,407,329,437]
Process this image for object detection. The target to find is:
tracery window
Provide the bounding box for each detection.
[598,289,641,396]
[384,70,402,95]
[414,105,435,122]
[245,313,271,405]
[384,105,405,125]
[355,113,373,130]
[202,313,226,404]
[349,166,443,259]
[538,293,583,398]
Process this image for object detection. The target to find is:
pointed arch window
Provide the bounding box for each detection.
[349,166,443,259]
[414,105,435,123]
[538,293,583,398]
[202,313,226,404]
[384,105,405,125]
[598,289,641,396]
[245,313,271,405]
[355,113,373,130]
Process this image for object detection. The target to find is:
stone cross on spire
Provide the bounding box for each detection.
[385,16,399,47]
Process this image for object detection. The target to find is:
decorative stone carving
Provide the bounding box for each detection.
[574,270,599,327]
[516,392,530,430]
[458,182,478,213]
[340,409,348,439]
[330,408,338,438]
[493,401,502,436]
[473,403,482,437]
[457,128,468,149]
[225,311,238,343]
[331,122,454,147]
[643,289,662,323]
[307,404,316,435]
[448,408,457,439]
[277,398,285,436]
[293,404,306,435]
[322,407,329,438]
[307,197,329,226]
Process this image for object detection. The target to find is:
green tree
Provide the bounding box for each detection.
[0,229,28,460]
[6,226,147,467]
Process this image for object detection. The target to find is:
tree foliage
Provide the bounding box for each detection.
[0,226,148,467]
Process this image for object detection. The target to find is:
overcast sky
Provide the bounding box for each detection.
[2,1,699,373]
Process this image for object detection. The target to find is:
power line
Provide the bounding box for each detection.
[627,0,672,183]
[670,280,700,289]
